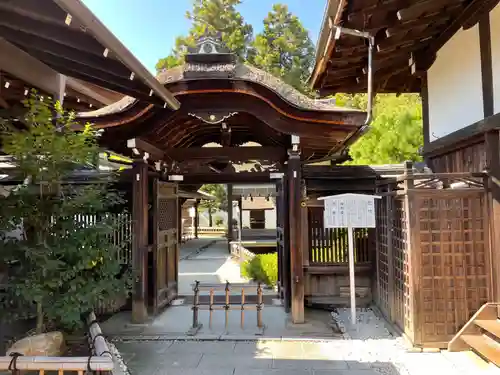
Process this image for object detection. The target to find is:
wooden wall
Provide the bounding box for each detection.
[429,140,486,173]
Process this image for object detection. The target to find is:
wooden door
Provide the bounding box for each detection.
[152,180,179,313]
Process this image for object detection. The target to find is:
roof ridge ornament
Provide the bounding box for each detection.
[185,33,236,64]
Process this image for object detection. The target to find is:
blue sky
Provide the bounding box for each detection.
[82,0,326,73]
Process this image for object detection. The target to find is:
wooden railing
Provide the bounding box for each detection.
[0,312,113,373]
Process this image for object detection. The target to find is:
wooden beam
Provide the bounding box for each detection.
[0,7,107,57]
[0,92,9,109]
[25,48,149,97]
[479,15,494,118]
[0,38,63,97]
[385,16,450,38]
[409,50,436,76]
[396,0,465,22]
[164,147,287,162]
[417,0,499,72]
[377,27,441,53]
[182,172,272,185]
[127,138,165,161]
[66,77,115,105]
[463,0,500,29]
[0,25,132,80]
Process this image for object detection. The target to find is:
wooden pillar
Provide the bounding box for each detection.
[288,149,304,323]
[178,197,183,244]
[283,174,291,312]
[238,197,243,233]
[132,161,149,323]
[227,184,233,249]
[485,130,500,301]
[194,199,199,239]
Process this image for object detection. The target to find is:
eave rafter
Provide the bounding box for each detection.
[313,0,500,94]
[0,0,179,108]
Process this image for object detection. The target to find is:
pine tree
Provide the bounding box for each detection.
[248,4,315,93]
[155,0,253,71]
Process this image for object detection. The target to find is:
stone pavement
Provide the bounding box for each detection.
[178,239,253,295]
[108,308,500,375]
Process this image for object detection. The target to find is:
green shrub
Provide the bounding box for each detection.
[241,253,278,288]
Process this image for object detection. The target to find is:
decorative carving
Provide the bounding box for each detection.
[188,111,238,124]
[187,35,230,55]
[156,63,350,112]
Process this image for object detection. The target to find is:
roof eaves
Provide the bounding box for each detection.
[309,0,347,88]
[53,0,180,110]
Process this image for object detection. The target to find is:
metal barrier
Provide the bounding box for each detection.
[188,281,265,336]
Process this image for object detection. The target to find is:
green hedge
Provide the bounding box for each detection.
[241,253,278,288]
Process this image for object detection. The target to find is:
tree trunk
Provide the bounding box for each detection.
[36,302,44,334]
[208,210,213,227]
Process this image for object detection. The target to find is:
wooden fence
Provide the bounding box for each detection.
[92,212,132,315]
[308,206,372,264]
[374,166,492,348]
[304,201,375,306]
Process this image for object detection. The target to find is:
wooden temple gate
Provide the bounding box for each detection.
[77,36,367,324]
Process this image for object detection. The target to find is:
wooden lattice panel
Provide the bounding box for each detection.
[416,193,489,345]
[375,196,390,316]
[392,199,413,335]
[157,198,177,231]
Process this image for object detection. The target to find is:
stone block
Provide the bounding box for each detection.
[7,331,65,356]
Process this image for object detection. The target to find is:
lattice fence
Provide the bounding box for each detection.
[415,192,489,345]
[374,168,492,347]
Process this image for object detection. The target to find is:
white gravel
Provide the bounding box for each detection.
[331,307,498,375]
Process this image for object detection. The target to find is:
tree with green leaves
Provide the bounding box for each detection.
[336,93,424,165]
[0,94,130,333]
[155,0,253,71]
[248,4,315,93]
[199,184,227,227]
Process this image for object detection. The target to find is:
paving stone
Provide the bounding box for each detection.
[167,340,236,354]
[157,352,204,368]
[155,369,234,375]
[272,358,349,370]
[313,370,380,375]
[234,369,313,375]
[233,341,274,356]
[198,353,273,368]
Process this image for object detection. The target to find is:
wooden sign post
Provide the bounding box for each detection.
[318,193,380,324]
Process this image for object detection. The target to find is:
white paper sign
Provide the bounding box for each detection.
[188,207,196,218]
[319,193,379,229]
